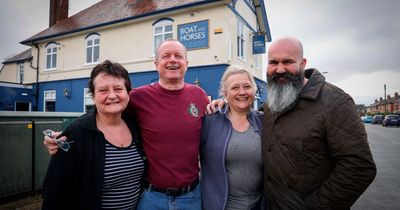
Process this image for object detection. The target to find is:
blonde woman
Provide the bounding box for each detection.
[200,65,265,210]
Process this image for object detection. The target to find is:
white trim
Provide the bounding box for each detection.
[83,88,94,113]
[153,20,173,55]
[43,90,56,112]
[0,82,33,89]
[237,18,246,61]
[85,34,100,65]
[45,43,58,70]
[17,63,24,84]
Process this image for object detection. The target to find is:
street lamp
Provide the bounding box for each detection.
[321,71,328,74]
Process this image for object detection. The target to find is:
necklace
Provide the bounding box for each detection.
[97,117,129,147]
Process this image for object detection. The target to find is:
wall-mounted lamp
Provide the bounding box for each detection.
[63,88,71,98]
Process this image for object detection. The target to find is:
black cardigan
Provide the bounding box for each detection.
[41,111,145,210]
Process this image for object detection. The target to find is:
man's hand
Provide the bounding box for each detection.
[43,131,66,155]
[205,99,225,115]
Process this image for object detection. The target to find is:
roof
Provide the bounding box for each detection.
[21,0,222,45]
[2,49,32,64]
[254,0,271,41]
[21,0,271,45]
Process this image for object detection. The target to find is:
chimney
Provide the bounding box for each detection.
[387,95,391,100]
[379,97,383,102]
[395,92,399,99]
[49,0,69,27]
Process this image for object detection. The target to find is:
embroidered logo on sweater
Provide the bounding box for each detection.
[188,103,199,117]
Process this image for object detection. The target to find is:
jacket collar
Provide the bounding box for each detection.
[220,104,260,130]
[300,68,326,100]
[79,111,98,132]
[79,110,133,133]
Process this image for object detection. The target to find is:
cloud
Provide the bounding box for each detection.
[264,0,400,104]
[334,70,400,105]
[0,0,100,62]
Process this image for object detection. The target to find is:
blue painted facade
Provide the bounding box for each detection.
[2,0,270,112]
[26,64,266,112]
[0,84,33,111]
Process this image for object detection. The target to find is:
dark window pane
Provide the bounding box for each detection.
[46,54,51,69]
[87,47,92,63]
[52,54,57,68]
[94,46,99,62]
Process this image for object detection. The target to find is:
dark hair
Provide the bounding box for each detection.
[88,60,132,94]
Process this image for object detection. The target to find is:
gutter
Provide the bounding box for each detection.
[31,42,40,111]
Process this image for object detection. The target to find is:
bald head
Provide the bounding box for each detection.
[267,36,307,78]
[268,36,304,59]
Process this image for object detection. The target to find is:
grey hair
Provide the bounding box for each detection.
[218,65,257,98]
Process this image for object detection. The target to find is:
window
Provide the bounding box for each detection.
[46,43,57,70]
[86,34,100,64]
[17,63,24,84]
[244,0,256,10]
[254,54,261,70]
[237,19,246,60]
[83,88,95,113]
[16,101,30,111]
[44,90,56,112]
[153,19,173,54]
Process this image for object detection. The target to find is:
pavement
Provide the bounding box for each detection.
[352,124,400,210]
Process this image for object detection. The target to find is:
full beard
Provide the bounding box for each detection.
[266,70,304,113]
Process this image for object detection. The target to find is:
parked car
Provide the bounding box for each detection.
[372,115,384,124]
[363,116,373,123]
[382,115,400,127]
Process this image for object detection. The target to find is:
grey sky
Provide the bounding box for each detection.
[265,0,400,105]
[1,0,399,105]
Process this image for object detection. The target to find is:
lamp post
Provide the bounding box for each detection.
[384,84,387,114]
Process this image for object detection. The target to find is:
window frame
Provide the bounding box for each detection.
[83,88,95,113]
[237,19,246,61]
[43,90,56,112]
[45,43,58,70]
[85,33,100,65]
[153,19,174,55]
[17,63,24,84]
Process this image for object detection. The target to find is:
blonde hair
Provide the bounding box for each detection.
[218,65,257,98]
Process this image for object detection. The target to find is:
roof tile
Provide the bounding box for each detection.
[21,0,215,44]
[2,49,32,64]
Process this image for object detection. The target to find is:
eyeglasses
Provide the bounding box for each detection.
[42,129,71,152]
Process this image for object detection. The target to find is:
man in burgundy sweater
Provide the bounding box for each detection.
[44,39,209,210]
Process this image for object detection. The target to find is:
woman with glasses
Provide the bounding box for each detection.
[42,60,145,210]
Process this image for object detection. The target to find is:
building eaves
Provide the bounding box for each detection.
[2,49,32,64]
[253,0,271,42]
[21,0,222,45]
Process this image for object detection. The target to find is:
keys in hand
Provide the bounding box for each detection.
[42,129,70,152]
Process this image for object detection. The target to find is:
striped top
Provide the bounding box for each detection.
[101,141,145,210]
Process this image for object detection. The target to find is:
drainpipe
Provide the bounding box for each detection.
[30,42,40,111]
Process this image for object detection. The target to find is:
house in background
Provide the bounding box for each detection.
[0,49,34,111]
[0,0,271,112]
[366,92,400,114]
